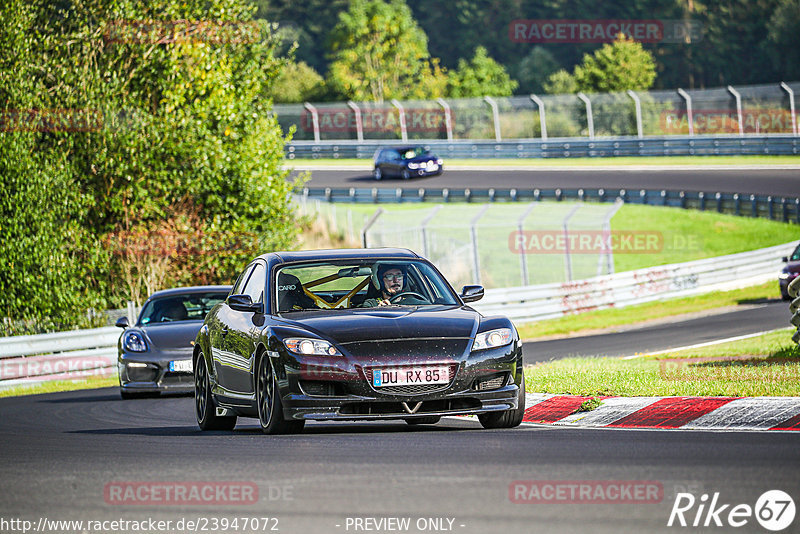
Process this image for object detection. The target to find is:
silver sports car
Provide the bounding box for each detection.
[116,286,231,399]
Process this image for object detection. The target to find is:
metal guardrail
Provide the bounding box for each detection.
[286,135,800,159]
[0,327,119,389]
[472,242,795,323]
[300,187,800,224]
[790,276,800,345]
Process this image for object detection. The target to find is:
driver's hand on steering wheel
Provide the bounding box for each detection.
[377,298,391,307]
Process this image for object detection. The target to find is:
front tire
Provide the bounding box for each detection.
[401,169,411,180]
[479,374,525,429]
[195,353,237,431]
[373,167,382,180]
[257,356,304,435]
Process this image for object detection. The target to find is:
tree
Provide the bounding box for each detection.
[0,0,300,327]
[446,46,518,98]
[515,46,560,94]
[543,69,578,95]
[326,0,439,101]
[573,34,657,93]
[269,61,325,103]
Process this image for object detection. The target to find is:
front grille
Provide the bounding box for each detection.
[299,380,347,397]
[364,364,458,396]
[340,398,480,416]
[125,364,158,383]
[473,374,508,391]
[161,372,193,386]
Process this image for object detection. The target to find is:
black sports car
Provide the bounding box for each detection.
[193,248,525,433]
[116,286,231,398]
[373,146,443,180]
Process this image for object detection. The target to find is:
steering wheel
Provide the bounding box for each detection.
[388,291,428,304]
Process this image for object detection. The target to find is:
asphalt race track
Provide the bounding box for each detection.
[1,167,797,534]
[0,388,798,534]
[523,299,790,363]
[294,168,800,197]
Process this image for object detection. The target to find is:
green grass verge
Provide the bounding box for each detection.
[0,376,118,398]
[516,281,778,339]
[289,155,800,167]
[524,328,800,397]
[610,204,799,272]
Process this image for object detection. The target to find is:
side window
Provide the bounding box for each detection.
[242,263,266,304]
[232,265,254,295]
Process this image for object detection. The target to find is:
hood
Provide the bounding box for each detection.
[141,321,203,350]
[275,306,479,346]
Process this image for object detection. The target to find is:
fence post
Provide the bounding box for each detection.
[627,90,644,138]
[727,86,744,136]
[303,102,320,143]
[347,101,364,142]
[517,203,537,286]
[391,99,408,142]
[780,82,797,135]
[677,88,694,136]
[577,92,594,139]
[562,204,582,281]
[601,199,624,276]
[436,98,453,141]
[420,205,443,258]
[361,208,384,248]
[470,205,490,285]
[484,96,502,142]
[530,94,547,140]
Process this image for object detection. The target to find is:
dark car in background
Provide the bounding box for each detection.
[193,248,524,434]
[780,241,800,300]
[373,146,443,180]
[116,286,231,399]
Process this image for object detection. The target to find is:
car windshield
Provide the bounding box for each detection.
[275,260,458,312]
[791,243,800,261]
[139,292,228,325]
[400,147,429,160]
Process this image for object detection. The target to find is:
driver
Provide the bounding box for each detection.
[360,264,407,307]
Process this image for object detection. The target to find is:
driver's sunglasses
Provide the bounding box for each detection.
[383,273,404,281]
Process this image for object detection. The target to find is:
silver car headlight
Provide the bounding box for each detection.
[472,328,512,351]
[123,331,148,352]
[779,272,790,280]
[284,338,342,356]
[407,162,421,169]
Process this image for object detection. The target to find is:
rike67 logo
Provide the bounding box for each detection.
[668,490,795,531]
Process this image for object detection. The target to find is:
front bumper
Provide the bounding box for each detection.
[277,341,522,421]
[283,384,519,421]
[118,351,194,393]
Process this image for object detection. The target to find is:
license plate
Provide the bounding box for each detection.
[372,366,450,387]
[169,360,193,373]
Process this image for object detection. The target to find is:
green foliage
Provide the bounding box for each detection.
[573,35,657,93]
[326,0,441,101]
[544,69,578,95]
[0,0,300,327]
[515,47,560,94]
[446,46,518,98]
[269,61,325,103]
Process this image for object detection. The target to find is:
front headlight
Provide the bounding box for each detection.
[407,162,421,169]
[123,331,148,352]
[779,272,791,279]
[472,328,513,351]
[284,338,342,356]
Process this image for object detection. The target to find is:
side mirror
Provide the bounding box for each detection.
[460,285,484,303]
[783,256,789,262]
[115,316,129,329]
[228,294,262,313]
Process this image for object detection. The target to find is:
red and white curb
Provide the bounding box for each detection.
[522,394,800,431]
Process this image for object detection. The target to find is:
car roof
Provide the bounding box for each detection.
[258,248,421,264]
[147,285,232,299]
